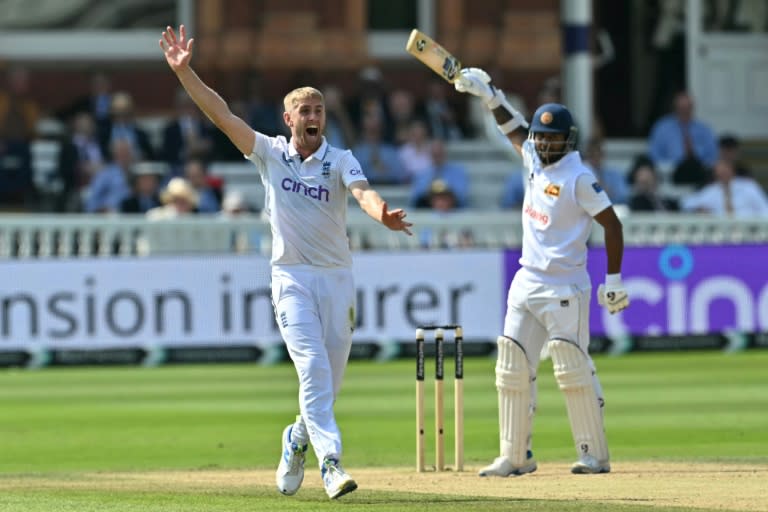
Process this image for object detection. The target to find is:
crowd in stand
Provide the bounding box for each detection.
[1,65,766,234]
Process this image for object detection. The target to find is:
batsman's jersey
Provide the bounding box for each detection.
[518,140,612,286]
[245,133,367,267]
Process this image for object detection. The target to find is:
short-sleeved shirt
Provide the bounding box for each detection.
[245,133,367,267]
[517,140,612,287]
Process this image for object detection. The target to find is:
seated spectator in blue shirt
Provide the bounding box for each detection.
[583,137,629,204]
[500,169,526,209]
[411,140,469,208]
[648,91,718,186]
[85,138,135,213]
[353,113,408,185]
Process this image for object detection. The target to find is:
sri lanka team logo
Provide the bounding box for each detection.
[544,183,561,197]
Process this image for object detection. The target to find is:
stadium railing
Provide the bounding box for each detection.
[1,212,766,259]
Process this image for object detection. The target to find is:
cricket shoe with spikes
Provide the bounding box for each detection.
[571,454,611,474]
[321,457,357,499]
[478,451,537,477]
[275,425,308,495]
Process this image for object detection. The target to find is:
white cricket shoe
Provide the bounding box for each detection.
[478,451,537,477]
[321,457,358,499]
[571,454,611,474]
[275,425,307,495]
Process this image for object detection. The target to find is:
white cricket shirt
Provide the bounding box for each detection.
[518,140,612,286]
[245,133,367,267]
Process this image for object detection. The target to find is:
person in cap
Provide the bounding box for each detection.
[146,176,199,219]
[120,161,166,213]
[453,68,629,476]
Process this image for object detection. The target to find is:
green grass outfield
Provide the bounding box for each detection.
[0,350,766,511]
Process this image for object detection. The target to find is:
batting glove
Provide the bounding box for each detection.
[454,67,495,103]
[597,274,630,314]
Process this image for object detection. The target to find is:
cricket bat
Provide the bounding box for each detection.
[405,29,461,83]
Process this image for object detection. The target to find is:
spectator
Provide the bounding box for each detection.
[680,159,768,216]
[583,137,629,204]
[426,179,458,213]
[626,156,679,212]
[57,71,113,136]
[718,134,752,177]
[648,90,718,187]
[161,89,214,172]
[388,88,419,145]
[120,161,166,213]
[56,111,106,212]
[423,78,464,141]
[418,179,475,249]
[100,91,155,161]
[398,119,434,180]
[221,189,251,216]
[183,159,220,213]
[146,177,199,220]
[0,66,39,207]
[499,169,527,209]
[411,139,469,208]
[321,84,356,149]
[352,113,408,185]
[346,66,393,137]
[84,138,136,213]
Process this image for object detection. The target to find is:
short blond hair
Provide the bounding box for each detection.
[283,86,324,112]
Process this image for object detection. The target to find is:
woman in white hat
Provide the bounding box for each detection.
[146,176,199,219]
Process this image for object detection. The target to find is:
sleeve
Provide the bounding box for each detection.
[243,131,272,177]
[520,139,536,173]
[575,173,613,217]
[747,182,768,215]
[340,150,368,187]
[679,189,705,212]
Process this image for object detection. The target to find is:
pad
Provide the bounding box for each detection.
[495,335,532,466]
[548,339,609,462]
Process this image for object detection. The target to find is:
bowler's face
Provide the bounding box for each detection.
[286,97,325,154]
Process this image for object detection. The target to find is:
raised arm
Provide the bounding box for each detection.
[160,25,255,155]
[349,181,413,236]
[453,68,528,155]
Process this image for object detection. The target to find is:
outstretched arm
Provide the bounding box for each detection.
[349,181,413,235]
[160,25,255,155]
[454,68,528,155]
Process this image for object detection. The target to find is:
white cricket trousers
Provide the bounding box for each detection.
[271,264,356,465]
[503,272,605,442]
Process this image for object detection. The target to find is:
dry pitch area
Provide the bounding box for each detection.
[3,462,765,511]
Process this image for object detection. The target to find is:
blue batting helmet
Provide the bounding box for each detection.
[530,103,575,133]
[528,103,578,164]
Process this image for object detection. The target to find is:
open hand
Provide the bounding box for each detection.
[380,202,413,235]
[160,25,194,71]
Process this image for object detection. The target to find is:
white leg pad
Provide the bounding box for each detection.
[495,336,532,466]
[548,339,609,463]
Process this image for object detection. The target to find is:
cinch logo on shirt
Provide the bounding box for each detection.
[524,204,549,225]
[544,183,561,197]
[281,178,330,202]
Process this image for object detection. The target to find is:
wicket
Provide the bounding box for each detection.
[416,324,464,472]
